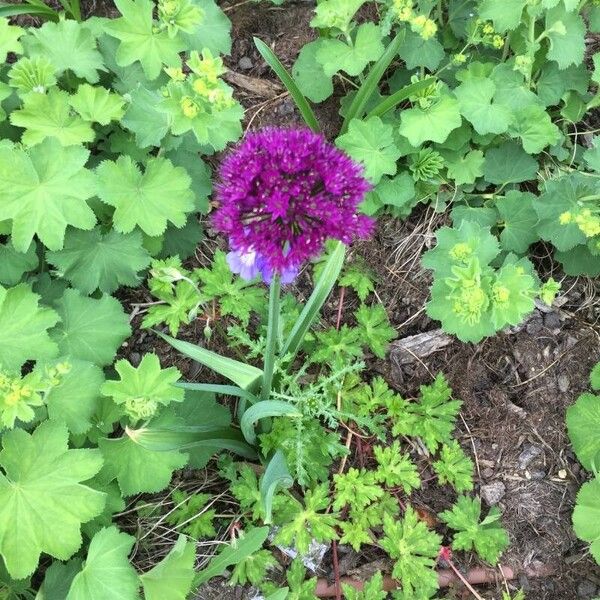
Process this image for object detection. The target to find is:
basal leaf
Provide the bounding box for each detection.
[478,0,527,31]
[96,156,194,237]
[181,0,232,55]
[454,78,512,135]
[0,283,59,371]
[0,138,97,252]
[24,19,104,82]
[545,6,585,69]
[0,18,24,62]
[69,84,125,125]
[496,191,539,253]
[104,0,185,80]
[66,526,139,600]
[0,421,105,579]
[399,94,462,147]
[292,40,334,103]
[510,105,560,154]
[483,141,538,185]
[567,392,600,471]
[10,89,95,147]
[572,478,600,563]
[51,289,131,367]
[0,239,38,286]
[46,227,151,295]
[121,85,170,148]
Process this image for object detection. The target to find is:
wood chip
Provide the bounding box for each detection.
[389,329,454,366]
[223,71,283,98]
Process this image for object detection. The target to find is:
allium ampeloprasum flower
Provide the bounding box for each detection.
[212,127,373,283]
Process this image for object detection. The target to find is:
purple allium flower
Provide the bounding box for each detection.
[213,127,373,282]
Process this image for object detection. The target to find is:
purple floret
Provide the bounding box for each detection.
[213,127,373,283]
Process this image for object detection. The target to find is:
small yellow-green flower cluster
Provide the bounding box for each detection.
[449,242,473,262]
[471,19,504,49]
[392,0,437,40]
[165,49,236,121]
[452,278,489,326]
[452,53,468,65]
[539,278,561,306]
[157,0,203,38]
[513,54,533,77]
[0,363,69,429]
[124,396,159,421]
[559,209,600,238]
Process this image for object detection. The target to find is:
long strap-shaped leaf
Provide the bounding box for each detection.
[176,382,259,405]
[260,450,293,524]
[341,29,406,134]
[366,76,437,119]
[254,37,321,133]
[157,331,263,391]
[126,425,258,460]
[280,240,346,360]
[240,400,301,445]
[0,2,58,17]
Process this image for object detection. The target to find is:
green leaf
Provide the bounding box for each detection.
[102,353,184,421]
[51,289,131,367]
[336,117,401,184]
[545,6,585,69]
[478,0,526,32]
[446,150,485,185]
[483,141,538,185]
[253,37,320,133]
[355,303,396,358]
[0,421,105,579]
[433,440,474,493]
[281,240,345,360]
[195,526,269,585]
[310,0,365,30]
[399,95,462,147]
[398,28,444,70]
[0,239,38,285]
[275,484,339,553]
[181,0,232,56]
[316,23,384,77]
[46,227,151,295]
[121,85,170,148]
[25,19,104,82]
[0,138,97,252]
[10,89,95,147]
[66,526,139,600]
[573,478,600,563]
[510,105,560,153]
[496,191,539,253]
[454,79,512,135]
[69,84,125,125]
[0,18,23,62]
[567,392,600,471]
[99,434,187,496]
[333,467,383,511]
[104,0,185,80]
[260,450,293,524]
[342,572,386,600]
[240,400,301,445]
[0,283,59,371]
[41,358,104,435]
[37,559,82,600]
[536,62,590,106]
[380,507,441,599]
[591,362,600,391]
[158,331,263,390]
[140,535,196,600]
[533,174,589,251]
[292,40,334,103]
[373,441,420,493]
[97,156,194,237]
[440,496,509,564]
[339,262,375,302]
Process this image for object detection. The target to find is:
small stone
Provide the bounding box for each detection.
[481,481,506,506]
[129,351,141,366]
[558,469,568,479]
[238,56,253,70]
[482,467,494,479]
[577,580,597,598]
[526,315,543,335]
[518,444,543,470]
[558,374,570,392]
[543,311,561,330]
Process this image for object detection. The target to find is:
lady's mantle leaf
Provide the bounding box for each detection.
[567,392,600,471]
[140,535,196,600]
[10,89,95,147]
[573,478,600,563]
[69,84,125,125]
[0,421,105,579]
[0,138,96,252]
[50,289,131,367]
[96,156,194,237]
[104,0,186,80]
[66,526,139,600]
[454,79,512,135]
[46,227,151,295]
[399,95,462,147]
[0,283,59,371]
[98,435,187,496]
[24,19,104,83]
[336,117,401,184]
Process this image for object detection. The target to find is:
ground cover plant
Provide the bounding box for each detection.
[0,0,600,598]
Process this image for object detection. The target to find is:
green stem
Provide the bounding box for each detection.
[261,276,281,401]
[526,13,537,89]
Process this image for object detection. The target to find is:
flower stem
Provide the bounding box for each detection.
[261,275,281,400]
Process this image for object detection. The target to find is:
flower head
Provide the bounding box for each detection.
[213,127,373,282]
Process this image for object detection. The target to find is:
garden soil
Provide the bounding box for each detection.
[116,1,600,598]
